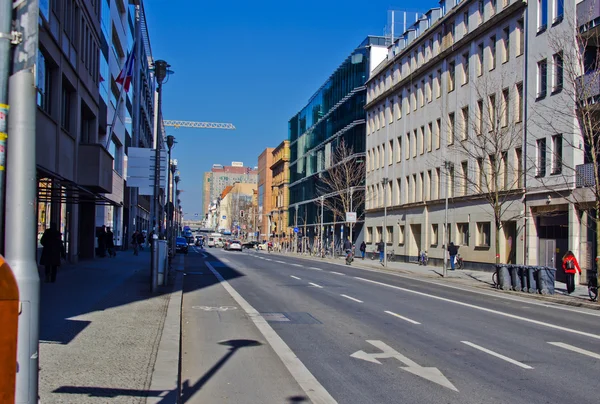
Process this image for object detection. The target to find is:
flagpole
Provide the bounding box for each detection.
[105,84,125,150]
[105,43,135,150]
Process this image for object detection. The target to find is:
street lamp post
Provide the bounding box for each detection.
[349,187,354,244]
[320,196,324,256]
[175,177,180,237]
[166,136,175,258]
[382,177,390,267]
[443,161,454,278]
[151,59,170,292]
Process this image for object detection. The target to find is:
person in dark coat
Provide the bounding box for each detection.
[97,225,107,257]
[106,227,116,257]
[40,223,65,283]
[359,241,366,260]
[448,242,459,270]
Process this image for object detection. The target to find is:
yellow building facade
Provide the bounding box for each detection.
[270,140,291,241]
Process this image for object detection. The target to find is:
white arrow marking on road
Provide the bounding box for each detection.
[351,340,458,391]
[548,342,600,360]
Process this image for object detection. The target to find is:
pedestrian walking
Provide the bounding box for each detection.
[359,241,366,260]
[132,231,139,256]
[137,231,145,251]
[97,225,107,257]
[106,227,116,257]
[40,223,65,283]
[562,251,581,294]
[377,240,385,265]
[448,242,459,270]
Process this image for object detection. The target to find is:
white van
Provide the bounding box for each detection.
[207,233,222,248]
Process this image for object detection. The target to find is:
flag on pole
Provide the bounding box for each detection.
[115,43,135,92]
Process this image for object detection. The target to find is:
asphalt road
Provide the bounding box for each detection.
[182,246,600,404]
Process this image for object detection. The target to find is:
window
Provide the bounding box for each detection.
[36,51,52,114]
[448,112,455,144]
[477,99,484,135]
[412,174,417,201]
[389,99,394,123]
[427,74,433,102]
[448,61,456,92]
[502,151,509,189]
[406,132,411,160]
[538,0,548,31]
[489,154,497,191]
[462,52,469,84]
[448,164,455,197]
[388,140,393,165]
[461,161,469,196]
[552,134,563,174]
[426,170,432,200]
[491,0,497,14]
[428,122,433,152]
[396,178,402,204]
[503,27,510,63]
[477,157,484,192]
[553,52,563,92]
[477,43,484,76]
[398,225,405,245]
[420,80,425,107]
[436,118,441,149]
[490,36,497,70]
[450,22,455,44]
[419,172,424,201]
[436,167,441,199]
[477,222,491,247]
[478,0,484,23]
[419,126,425,155]
[489,94,497,132]
[366,227,373,243]
[396,136,402,162]
[61,83,72,132]
[431,224,439,246]
[537,138,547,176]
[398,96,402,119]
[386,226,394,244]
[501,88,509,127]
[554,0,564,23]
[405,176,410,203]
[517,19,524,56]
[537,59,548,99]
[412,129,417,157]
[376,226,383,242]
[412,85,417,111]
[516,82,524,122]
[457,222,469,246]
[516,148,523,187]
[461,107,469,140]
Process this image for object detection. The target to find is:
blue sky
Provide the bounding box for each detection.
[145,0,438,219]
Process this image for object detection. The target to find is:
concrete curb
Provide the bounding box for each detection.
[262,251,600,311]
[146,268,184,403]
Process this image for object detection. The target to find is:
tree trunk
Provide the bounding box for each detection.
[495,211,501,266]
[596,199,600,303]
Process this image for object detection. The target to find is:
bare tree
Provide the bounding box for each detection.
[315,139,366,246]
[531,6,600,289]
[451,74,527,265]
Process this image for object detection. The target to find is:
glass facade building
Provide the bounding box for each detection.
[288,36,386,228]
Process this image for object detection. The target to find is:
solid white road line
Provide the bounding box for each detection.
[341,294,363,303]
[292,264,303,267]
[548,342,600,360]
[355,277,600,341]
[275,260,285,264]
[309,267,323,271]
[330,271,345,275]
[205,262,337,404]
[309,282,323,289]
[384,310,421,325]
[290,275,301,280]
[461,341,533,369]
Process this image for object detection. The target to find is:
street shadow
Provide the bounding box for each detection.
[430,270,444,277]
[39,249,244,346]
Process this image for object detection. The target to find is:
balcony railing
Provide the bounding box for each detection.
[578,0,600,32]
[576,163,596,188]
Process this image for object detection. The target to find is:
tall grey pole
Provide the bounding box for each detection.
[320,196,324,256]
[0,0,13,255]
[349,188,353,243]
[6,1,40,402]
[443,161,452,277]
[383,178,388,267]
[151,82,161,293]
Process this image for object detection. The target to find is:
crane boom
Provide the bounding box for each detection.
[163,120,236,130]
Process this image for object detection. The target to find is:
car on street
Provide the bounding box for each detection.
[175,237,188,254]
[242,241,259,249]
[257,242,269,250]
[228,240,242,251]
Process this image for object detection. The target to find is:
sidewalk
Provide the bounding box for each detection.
[263,250,597,310]
[39,249,182,403]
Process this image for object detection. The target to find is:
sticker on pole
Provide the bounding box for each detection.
[346,212,357,223]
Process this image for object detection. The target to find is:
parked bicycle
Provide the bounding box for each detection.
[589,270,598,302]
[455,254,464,269]
[387,249,395,262]
[418,250,428,266]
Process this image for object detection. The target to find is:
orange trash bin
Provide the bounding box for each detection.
[0,255,19,403]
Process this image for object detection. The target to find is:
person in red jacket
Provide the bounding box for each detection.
[562,251,581,294]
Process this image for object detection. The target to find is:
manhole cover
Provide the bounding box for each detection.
[192,306,238,311]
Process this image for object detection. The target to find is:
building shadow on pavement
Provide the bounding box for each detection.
[53,338,308,403]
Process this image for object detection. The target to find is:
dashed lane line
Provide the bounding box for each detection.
[309,282,323,289]
[340,294,363,303]
[461,341,533,369]
[290,275,302,280]
[384,310,421,325]
[548,342,600,360]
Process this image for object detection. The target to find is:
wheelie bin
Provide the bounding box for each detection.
[526,265,538,294]
[537,266,556,295]
[496,264,511,290]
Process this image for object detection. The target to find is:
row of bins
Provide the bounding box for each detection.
[495,264,556,295]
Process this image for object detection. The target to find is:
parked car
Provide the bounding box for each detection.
[228,240,242,251]
[175,237,188,254]
[257,242,269,250]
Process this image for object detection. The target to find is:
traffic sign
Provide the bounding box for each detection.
[346,212,357,223]
[293,227,299,233]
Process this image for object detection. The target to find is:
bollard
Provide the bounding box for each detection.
[497,264,511,290]
[0,256,19,403]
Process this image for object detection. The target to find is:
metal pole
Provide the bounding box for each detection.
[320,196,324,256]
[349,187,353,243]
[294,205,298,253]
[383,178,388,267]
[6,2,40,402]
[151,82,162,292]
[443,161,451,277]
[0,0,13,256]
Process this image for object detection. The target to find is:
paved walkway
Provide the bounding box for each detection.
[261,250,596,309]
[39,249,177,403]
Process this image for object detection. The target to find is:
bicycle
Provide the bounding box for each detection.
[589,270,598,302]
[387,249,395,262]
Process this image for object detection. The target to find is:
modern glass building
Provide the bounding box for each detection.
[288,36,387,237]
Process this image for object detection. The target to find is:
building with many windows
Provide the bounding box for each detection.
[288,36,387,245]
[365,0,591,277]
[258,148,275,239]
[202,163,258,215]
[270,140,291,242]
